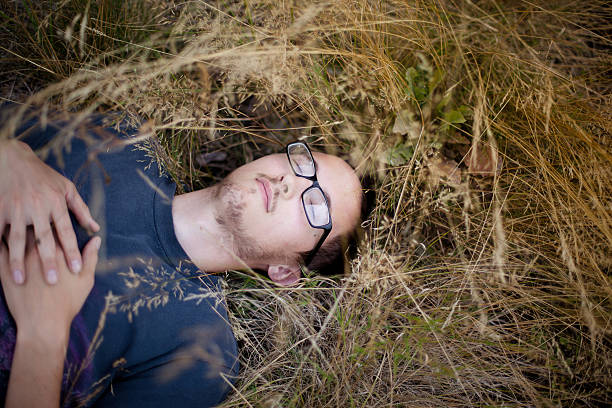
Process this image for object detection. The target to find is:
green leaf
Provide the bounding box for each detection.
[386,143,414,166]
[435,93,452,115]
[429,69,444,95]
[444,109,466,124]
[458,104,471,116]
[405,66,429,105]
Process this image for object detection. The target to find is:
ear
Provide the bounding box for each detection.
[267,264,301,286]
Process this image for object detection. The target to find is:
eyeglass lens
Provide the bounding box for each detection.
[288,143,330,228]
[288,143,316,177]
[303,188,330,226]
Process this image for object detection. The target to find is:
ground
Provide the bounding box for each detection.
[0,0,610,406]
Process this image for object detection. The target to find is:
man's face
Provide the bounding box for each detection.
[213,148,362,269]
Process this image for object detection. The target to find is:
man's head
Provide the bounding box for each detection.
[213,142,362,285]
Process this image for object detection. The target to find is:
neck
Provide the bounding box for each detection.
[172,187,256,272]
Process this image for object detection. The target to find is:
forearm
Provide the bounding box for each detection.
[5,330,69,408]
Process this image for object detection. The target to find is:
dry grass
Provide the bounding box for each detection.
[1,0,611,406]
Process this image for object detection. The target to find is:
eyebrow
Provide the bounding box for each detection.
[323,189,332,213]
[314,157,332,213]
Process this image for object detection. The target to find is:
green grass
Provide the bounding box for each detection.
[1,0,611,406]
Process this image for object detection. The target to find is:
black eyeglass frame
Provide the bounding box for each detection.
[285,142,332,266]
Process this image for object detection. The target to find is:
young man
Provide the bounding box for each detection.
[0,115,362,406]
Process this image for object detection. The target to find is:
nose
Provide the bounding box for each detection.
[279,173,311,200]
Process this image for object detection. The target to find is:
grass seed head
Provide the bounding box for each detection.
[1,0,611,406]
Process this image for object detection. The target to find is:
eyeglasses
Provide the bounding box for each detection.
[286,142,332,266]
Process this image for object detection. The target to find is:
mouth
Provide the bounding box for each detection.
[256,177,272,212]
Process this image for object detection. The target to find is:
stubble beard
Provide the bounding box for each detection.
[214,181,268,262]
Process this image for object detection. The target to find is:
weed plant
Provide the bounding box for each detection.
[1,0,610,406]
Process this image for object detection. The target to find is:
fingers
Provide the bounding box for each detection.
[80,236,100,289]
[0,215,5,257]
[0,238,10,283]
[52,208,82,275]
[82,236,101,272]
[32,213,59,285]
[7,209,26,285]
[65,182,100,232]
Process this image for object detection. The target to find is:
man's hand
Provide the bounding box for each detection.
[0,139,100,285]
[0,232,99,408]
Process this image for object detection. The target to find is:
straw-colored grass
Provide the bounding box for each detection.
[1,0,610,406]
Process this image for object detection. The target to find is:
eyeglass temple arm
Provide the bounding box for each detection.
[304,228,331,266]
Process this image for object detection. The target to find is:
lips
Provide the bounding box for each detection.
[256,177,272,212]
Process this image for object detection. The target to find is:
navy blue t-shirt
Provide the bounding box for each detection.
[0,118,238,406]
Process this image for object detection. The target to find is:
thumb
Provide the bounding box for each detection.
[66,182,100,232]
[81,236,101,280]
[0,241,10,284]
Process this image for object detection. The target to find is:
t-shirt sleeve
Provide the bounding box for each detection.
[92,338,237,407]
[14,112,121,151]
[93,365,233,407]
[87,278,239,408]
[12,114,60,150]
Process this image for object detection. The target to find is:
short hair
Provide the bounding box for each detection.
[299,178,374,276]
[299,234,351,276]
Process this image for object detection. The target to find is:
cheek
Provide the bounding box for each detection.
[270,202,319,250]
[240,191,319,253]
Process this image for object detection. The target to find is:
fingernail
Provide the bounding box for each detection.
[72,260,82,274]
[13,270,24,285]
[47,269,58,284]
[94,237,101,249]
